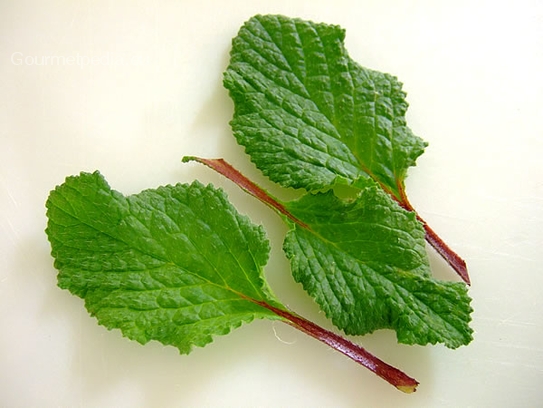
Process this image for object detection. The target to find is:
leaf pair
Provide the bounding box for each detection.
[46,171,419,392]
[223,14,469,283]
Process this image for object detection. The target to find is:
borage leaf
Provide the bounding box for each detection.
[45,171,419,393]
[45,171,283,352]
[284,188,473,348]
[224,14,425,198]
[185,158,473,349]
[223,14,469,283]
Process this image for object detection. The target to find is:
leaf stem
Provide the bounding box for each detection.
[256,300,419,393]
[182,156,308,228]
[420,218,469,284]
[396,187,470,285]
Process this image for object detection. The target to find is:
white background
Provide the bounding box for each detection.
[1,1,542,407]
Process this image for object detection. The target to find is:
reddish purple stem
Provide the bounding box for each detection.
[257,301,419,393]
[183,156,308,228]
[396,188,470,285]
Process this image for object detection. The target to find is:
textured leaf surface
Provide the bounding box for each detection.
[45,171,285,353]
[224,14,427,198]
[283,187,473,348]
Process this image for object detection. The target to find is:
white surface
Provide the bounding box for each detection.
[1,1,543,407]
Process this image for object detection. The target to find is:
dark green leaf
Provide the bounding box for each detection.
[45,171,285,353]
[224,14,427,199]
[283,187,473,348]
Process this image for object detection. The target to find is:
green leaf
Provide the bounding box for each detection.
[224,14,427,199]
[45,171,285,353]
[283,186,473,348]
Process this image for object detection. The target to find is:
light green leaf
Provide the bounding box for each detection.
[224,14,427,199]
[45,171,285,353]
[283,187,473,348]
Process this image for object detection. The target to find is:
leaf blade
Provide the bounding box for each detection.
[283,187,473,348]
[224,14,427,197]
[46,171,285,353]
